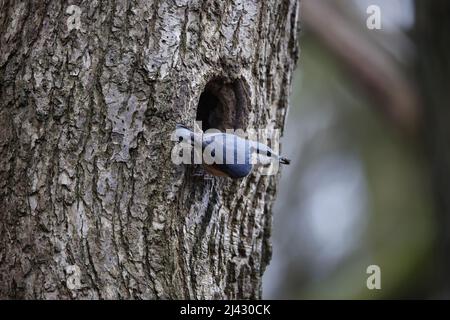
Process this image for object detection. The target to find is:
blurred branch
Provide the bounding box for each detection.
[302,0,421,135]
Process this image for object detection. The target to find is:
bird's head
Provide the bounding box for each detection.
[173,124,195,145]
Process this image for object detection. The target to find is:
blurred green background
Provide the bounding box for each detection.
[263,0,446,299]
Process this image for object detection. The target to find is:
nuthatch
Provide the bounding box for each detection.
[174,124,290,179]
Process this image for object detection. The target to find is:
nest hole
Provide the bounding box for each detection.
[196,78,249,132]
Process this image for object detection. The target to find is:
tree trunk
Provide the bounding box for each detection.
[415,1,450,297]
[0,0,300,299]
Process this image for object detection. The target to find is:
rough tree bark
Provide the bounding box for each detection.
[415,1,450,297]
[0,0,300,299]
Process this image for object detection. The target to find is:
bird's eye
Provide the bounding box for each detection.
[178,136,183,142]
[267,151,271,156]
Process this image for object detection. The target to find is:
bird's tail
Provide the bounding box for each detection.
[280,157,291,165]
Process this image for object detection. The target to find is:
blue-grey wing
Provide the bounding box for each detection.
[203,133,253,178]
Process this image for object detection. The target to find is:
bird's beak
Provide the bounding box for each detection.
[280,157,291,165]
[176,123,190,129]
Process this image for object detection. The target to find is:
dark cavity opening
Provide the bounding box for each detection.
[196,78,249,132]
